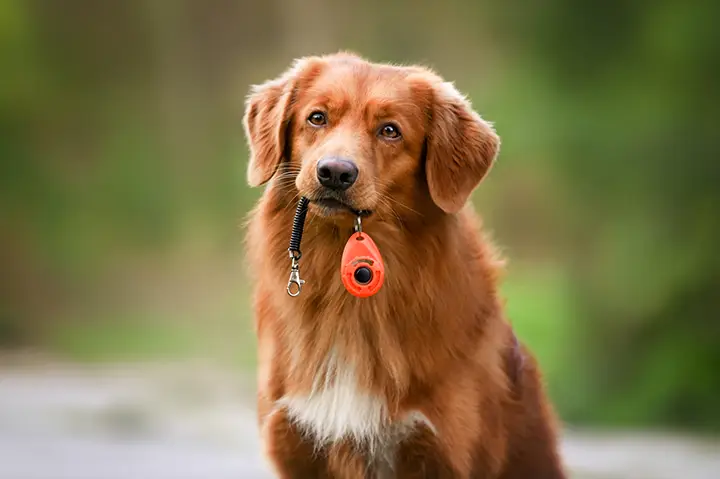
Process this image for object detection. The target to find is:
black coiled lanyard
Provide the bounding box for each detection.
[286,197,309,296]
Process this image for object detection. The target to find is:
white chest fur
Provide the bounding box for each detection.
[278,353,388,449]
[276,354,436,455]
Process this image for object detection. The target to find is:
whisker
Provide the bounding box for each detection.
[275,169,301,177]
[376,195,403,225]
[272,176,300,187]
[372,182,422,216]
[386,197,421,216]
[273,179,299,188]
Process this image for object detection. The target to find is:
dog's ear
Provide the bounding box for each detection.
[423,81,500,214]
[243,58,322,187]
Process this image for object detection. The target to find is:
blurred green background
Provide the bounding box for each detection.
[1,0,718,434]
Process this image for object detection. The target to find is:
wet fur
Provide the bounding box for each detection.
[244,52,566,478]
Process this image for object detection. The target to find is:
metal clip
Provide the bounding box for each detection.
[286,256,304,297]
[354,215,362,234]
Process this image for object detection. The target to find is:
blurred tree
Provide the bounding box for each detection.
[507,0,720,430]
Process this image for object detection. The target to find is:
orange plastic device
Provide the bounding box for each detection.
[340,230,385,298]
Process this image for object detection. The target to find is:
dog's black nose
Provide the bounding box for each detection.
[317,157,358,191]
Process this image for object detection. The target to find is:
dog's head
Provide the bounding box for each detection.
[244,53,499,220]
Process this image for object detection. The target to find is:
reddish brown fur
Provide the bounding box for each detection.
[243,52,566,478]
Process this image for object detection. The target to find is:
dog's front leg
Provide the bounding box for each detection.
[262,408,329,478]
[326,441,370,479]
[393,426,469,479]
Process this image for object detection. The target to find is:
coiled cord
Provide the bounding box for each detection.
[288,196,309,259]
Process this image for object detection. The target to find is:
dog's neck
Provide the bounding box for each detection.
[250,185,504,400]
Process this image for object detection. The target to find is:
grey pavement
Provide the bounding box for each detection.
[0,361,717,479]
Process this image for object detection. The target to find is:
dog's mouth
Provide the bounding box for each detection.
[314,197,349,211]
[308,194,371,218]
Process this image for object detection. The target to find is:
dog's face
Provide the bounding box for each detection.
[244,53,499,220]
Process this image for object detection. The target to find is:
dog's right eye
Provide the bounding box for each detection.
[307,111,327,127]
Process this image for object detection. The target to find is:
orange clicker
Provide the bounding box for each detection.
[340,222,385,298]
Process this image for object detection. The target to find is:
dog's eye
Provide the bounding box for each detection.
[379,123,401,140]
[307,111,327,127]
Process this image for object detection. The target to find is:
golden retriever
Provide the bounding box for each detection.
[243,52,566,478]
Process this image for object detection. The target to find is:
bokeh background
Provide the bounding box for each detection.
[1,1,719,477]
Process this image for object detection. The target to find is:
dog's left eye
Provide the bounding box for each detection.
[307,111,327,127]
[379,123,401,140]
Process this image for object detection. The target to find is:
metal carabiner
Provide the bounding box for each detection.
[286,256,305,297]
[287,269,304,297]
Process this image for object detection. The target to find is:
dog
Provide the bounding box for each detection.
[243,52,566,478]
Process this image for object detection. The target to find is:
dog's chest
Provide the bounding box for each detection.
[279,359,387,447]
[277,355,435,460]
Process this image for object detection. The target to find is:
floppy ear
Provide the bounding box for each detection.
[425,82,500,213]
[243,73,294,187]
[243,58,322,187]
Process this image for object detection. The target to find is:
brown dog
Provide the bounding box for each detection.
[243,52,566,478]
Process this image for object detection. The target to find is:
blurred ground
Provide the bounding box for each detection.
[1,357,717,479]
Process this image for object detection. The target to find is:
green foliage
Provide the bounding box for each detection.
[49,318,204,363]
